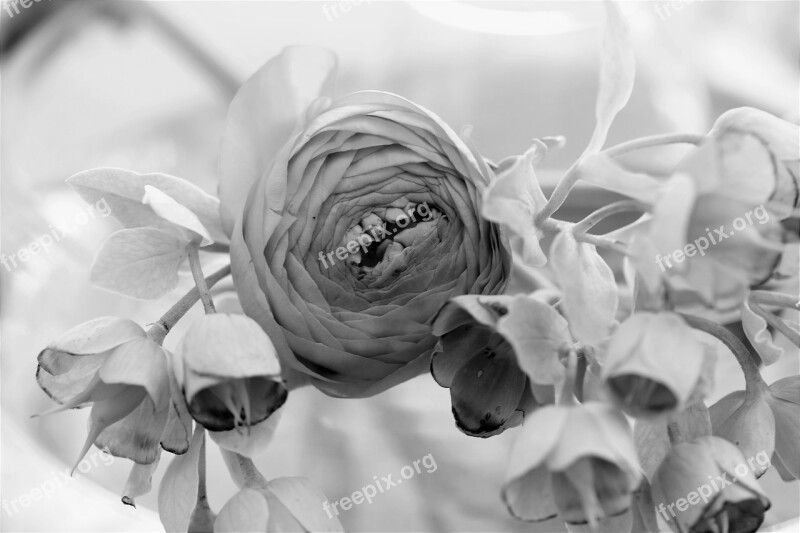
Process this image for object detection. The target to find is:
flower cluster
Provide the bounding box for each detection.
[32,1,799,532]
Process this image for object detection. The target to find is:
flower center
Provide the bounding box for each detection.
[337,199,446,281]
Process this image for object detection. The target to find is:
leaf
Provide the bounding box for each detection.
[142,185,212,245]
[214,489,269,533]
[741,298,786,366]
[90,228,189,299]
[496,295,571,385]
[550,231,618,343]
[218,46,338,234]
[67,167,227,243]
[482,148,549,267]
[158,428,203,533]
[584,0,635,155]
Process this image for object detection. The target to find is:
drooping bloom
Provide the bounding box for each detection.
[35,317,188,467]
[501,402,641,526]
[709,387,775,478]
[430,294,556,437]
[630,108,796,308]
[172,313,287,453]
[651,436,770,533]
[603,312,709,418]
[223,47,510,397]
[710,376,800,481]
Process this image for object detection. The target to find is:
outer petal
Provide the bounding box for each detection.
[265,477,343,532]
[214,489,269,533]
[99,337,170,410]
[496,295,571,385]
[219,46,338,234]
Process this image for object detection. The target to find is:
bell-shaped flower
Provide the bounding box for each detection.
[173,313,287,439]
[709,107,800,219]
[35,317,180,468]
[214,477,343,533]
[709,385,775,478]
[603,312,707,418]
[431,294,553,437]
[629,108,795,308]
[502,402,641,527]
[651,436,770,533]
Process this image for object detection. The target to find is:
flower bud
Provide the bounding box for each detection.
[766,376,800,481]
[710,388,775,478]
[174,314,287,433]
[502,402,641,526]
[603,312,705,418]
[431,295,546,437]
[651,436,770,533]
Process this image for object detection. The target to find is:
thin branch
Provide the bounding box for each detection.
[604,133,706,158]
[147,264,231,343]
[680,313,765,391]
[188,246,216,314]
[573,199,648,234]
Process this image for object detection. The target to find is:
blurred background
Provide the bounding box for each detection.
[1,1,798,531]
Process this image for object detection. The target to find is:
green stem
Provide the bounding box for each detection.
[188,246,216,314]
[680,313,765,391]
[147,264,231,343]
[667,414,687,445]
[197,430,208,504]
[223,451,269,490]
[603,133,706,158]
[750,290,800,311]
[536,133,704,223]
[539,218,628,255]
[573,200,648,234]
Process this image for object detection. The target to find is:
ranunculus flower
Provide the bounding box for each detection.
[35,317,185,468]
[222,47,509,397]
[651,436,770,533]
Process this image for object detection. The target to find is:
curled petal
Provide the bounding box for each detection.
[449,346,526,437]
[95,395,170,464]
[99,337,170,409]
[496,295,571,385]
